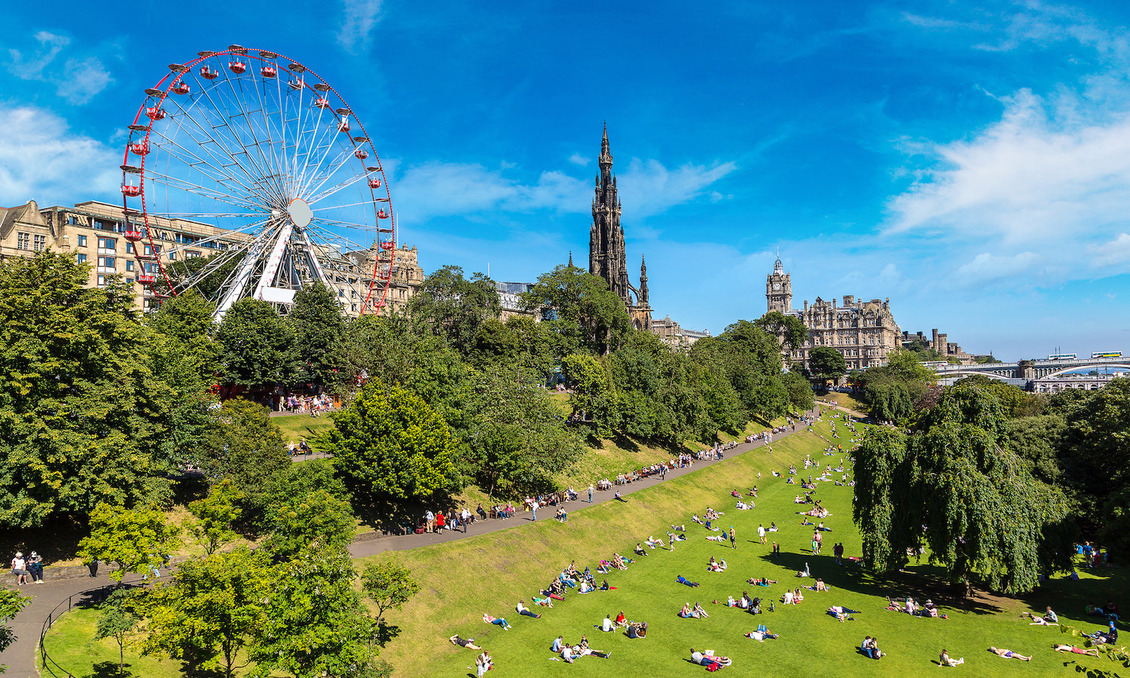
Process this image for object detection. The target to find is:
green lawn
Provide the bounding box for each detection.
[366,412,1121,678]
[272,413,336,452]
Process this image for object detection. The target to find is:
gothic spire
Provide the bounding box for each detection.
[568,251,574,267]
[639,254,649,305]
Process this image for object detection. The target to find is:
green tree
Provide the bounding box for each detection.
[199,398,290,514]
[78,504,182,583]
[505,315,555,381]
[327,379,458,510]
[143,547,269,678]
[216,298,298,388]
[95,588,142,677]
[162,252,242,302]
[0,252,174,526]
[755,310,809,354]
[522,265,631,356]
[290,283,346,388]
[808,346,847,383]
[853,384,1070,594]
[360,561,421,623]
[263,489,356,560]
[783,370,815,410]
[188,479,244,556]
[408,265,500,353]
[562,353,617,437]
[0,589,30,674]
[251,551,376,678]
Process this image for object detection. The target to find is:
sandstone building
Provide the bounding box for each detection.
[766,256,902,372]
[589,125,652,331]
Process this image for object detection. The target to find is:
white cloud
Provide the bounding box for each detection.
[338,0,384,54]
[568,152,588,167]
[0,104,119,206]
[1091,233,1130,268]
[6,31,113,104]
[953,252,1041,285]
[389,157,736,221]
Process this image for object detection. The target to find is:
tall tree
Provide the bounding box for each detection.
[0,252,174,525]
[199,399,290,515]
[327,379,459,511]
[215,298,298,389]
[188,479,244,556]
[143,547,270,678]
[408,265,500,353]
[808,346,847,383]
[853,384,1070,594]
[521,265,631,356]
[290,283,346,388]
[755,310,809,354]
[78,504,182,583]
[360,561,421,624]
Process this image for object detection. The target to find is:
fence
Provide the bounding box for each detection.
[38,583,139,678]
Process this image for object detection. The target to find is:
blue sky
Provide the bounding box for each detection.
[3,0,1130,360]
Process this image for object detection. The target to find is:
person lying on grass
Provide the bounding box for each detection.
[1024,606,1058,625]
[827,605,860,621]
[482,613,511,629]
[809,579,829,592]
[690,649,732,667]
[744,625,779,641]
[1053,644,1100,656]
[989,647,1032,661]
[797,563,811,578]
[532,595,554,608]
[748,577,778,586]
[449,635,482,650]
[677,575,701,587]
[939,649,964,666]
[646,536,663,549]
[667,530,687,542]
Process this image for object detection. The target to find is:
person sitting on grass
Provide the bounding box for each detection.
[516,600,541,618]
[677,575,700,587]
[615,611,627,626]
[1091,621,1119,645]
[679,603,695,618]
[693,602,710,618]
[865,636,883,659]
[601,614,615,632]
[1025,606,1059,625]
[449,635,482,650]
[781,590,795,605]
[578,579,594,594]
[627,621,647,638]
[793,588,805,603]
[811,579,830,592]
[989,647,1032,661]
[482,613,511,630]
[635,543,649,557]
[1053,644,1100,656]
[744,625,779,641]
[939,649,964,666]
[600,579,611,591]
[612,554,628,570]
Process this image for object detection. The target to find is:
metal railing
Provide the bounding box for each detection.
[39,584,139,678]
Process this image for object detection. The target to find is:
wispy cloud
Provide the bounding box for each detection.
[7,31,113,104]
[1091,233,1130,269]
[953,251,1042,285]
[568,152,588,167]
[390,157,737,222]
[0,104,119,206]
[338,0,384,54]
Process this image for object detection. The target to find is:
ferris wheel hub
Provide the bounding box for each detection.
[287,198,313,228]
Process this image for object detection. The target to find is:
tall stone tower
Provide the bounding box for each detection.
[766,254,792,313]
[588,124,651,330]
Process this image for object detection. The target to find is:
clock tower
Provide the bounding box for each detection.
[766,254,792,313]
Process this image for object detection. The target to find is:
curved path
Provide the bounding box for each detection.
[2,408,841,677]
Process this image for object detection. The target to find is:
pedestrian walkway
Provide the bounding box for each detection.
[3,407,844,677]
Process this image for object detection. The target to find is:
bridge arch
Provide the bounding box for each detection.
[1039,363,1130,380]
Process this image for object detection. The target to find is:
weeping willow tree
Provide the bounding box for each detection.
[853,383,1072,595]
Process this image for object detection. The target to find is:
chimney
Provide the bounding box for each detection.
[843,295,854,306]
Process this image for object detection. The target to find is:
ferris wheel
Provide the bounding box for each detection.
[119,45,395,319]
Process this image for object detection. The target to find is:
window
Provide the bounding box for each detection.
[169,252,176,261]
[32,234,46,251]
[125,261,134,271]
[187,250,201,258]
[78,235,88,247]
[98,256,115,268]
[96,275,106,286]
[97,237,116,251]
[16,232,30,250]
[76,253,87,263]
[126,243,134,254]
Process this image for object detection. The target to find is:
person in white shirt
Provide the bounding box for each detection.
[10,553,29,585]
[516,600,541,618]
[601,614,615,632]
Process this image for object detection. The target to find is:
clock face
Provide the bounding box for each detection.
[773,282,781,290]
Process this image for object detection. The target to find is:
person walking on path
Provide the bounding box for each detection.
[531,500,539,521]
[729,527,736,549]
[589,484,594,503]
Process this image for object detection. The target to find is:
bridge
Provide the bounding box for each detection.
[926,356,1130,390]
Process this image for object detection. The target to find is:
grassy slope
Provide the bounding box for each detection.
[272,413,336,451]
[366,413,1120,678]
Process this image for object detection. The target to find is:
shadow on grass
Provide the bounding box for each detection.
[83,661,132,678]
[758,550,1004,615]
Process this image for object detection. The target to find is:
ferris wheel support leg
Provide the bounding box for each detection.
[253,221,296,302]
[298,227,331,289]
[215,248,266,321]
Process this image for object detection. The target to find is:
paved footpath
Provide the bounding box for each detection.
[3,407,852,677]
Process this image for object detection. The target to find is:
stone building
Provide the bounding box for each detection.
[589,125,652,331]
[901,329,976,365]
[1,199,407,317]
[766,256,902,372]
[651,315,710,350]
